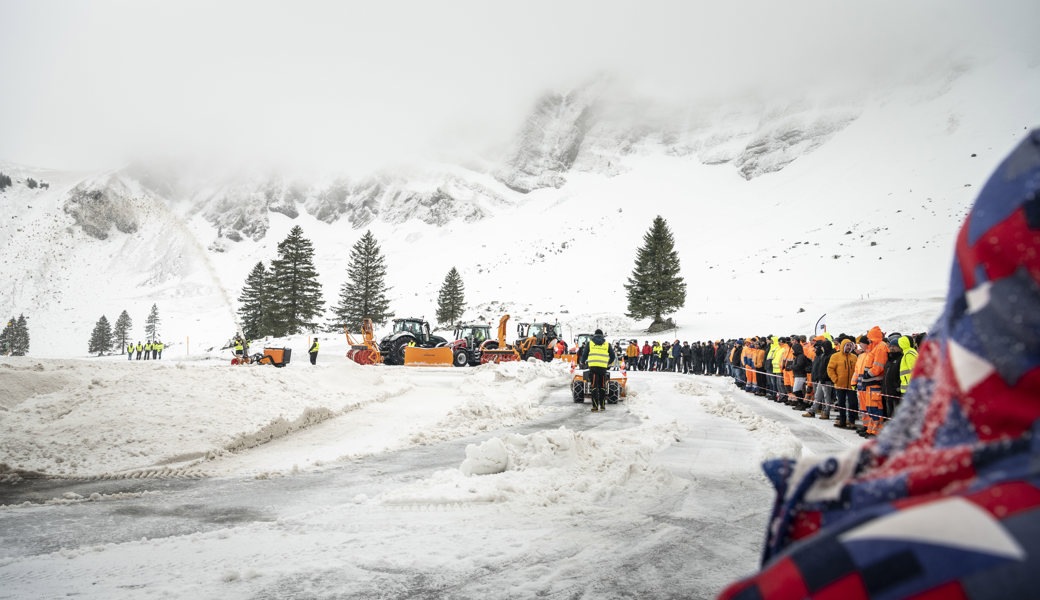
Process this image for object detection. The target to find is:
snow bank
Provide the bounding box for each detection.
[673,379,803,461]
[379,420,685,512]
[0,355,569,480]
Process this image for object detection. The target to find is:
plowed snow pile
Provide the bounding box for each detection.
[0,356,566,479]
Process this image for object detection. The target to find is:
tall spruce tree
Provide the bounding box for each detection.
[113,310,133,353]
[435,267,466,326]
[11,314,28,356]
[331,230,391,332]
[237,262,268,339]
[145,303,161,339]
[89,315,113,356]
[268,225,324,335]
[624,216,687,326]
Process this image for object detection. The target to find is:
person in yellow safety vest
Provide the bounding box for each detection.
[767,336,782,401]
[156,340,164,359]
[234,339,244,357]
[144,340,152,360]
[310,338,320,365]
[126,342,134,361]
[898,335,918,395]
[578,329,616,412]
[651,342,662,371]
[135,341,143,360]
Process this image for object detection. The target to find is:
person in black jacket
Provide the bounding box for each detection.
[681,342,692,374]
[790,343,812,410]
[715,341,726,375]
[804,339,835,419]
[882,335,904,418]
[690,342,701,374]
[703,341,715,375]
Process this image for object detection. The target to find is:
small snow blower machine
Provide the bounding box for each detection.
[571,362,627,404]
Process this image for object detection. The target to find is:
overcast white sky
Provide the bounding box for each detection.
[1,0,1037,173]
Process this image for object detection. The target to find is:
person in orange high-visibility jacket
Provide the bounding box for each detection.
[753,341,766,395]
[859,326,889,436]
[743,339,757,392]
[779,338,795,402]
[850,335,871,428]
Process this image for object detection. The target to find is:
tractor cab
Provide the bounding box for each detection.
[393,318,431,342]
[453,324,491,347]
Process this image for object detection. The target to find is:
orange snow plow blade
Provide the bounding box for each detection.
[403,346,454,367]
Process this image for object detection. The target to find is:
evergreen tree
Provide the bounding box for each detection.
[89,315,113,356]
[624,216,687,326]
[331,230,392,332]
[268,225,324,335]
[145,303,160,339]
[26,177,38,189]
[0,172,12,191]
[435,267,466,326]
[237,262,268,340]
[113,310,133,353]
[11,314,28,356]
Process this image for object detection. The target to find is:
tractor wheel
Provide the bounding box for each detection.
[607,381,621,404]
[453,349,468,367]
[391,338,411,365]
[572,380,585,403]
[525,345,547,361]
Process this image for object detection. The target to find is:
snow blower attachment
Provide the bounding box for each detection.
[345,319,382,366]
[479,315,521,364]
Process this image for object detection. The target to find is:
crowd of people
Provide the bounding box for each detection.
[597,330,921,440]
[610,339,727,374]
[126,340,165,360]
[723,329,921,439]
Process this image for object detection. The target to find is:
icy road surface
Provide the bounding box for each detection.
[0,358,859,599]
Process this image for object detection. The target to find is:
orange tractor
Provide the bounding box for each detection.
[513,321,561,362]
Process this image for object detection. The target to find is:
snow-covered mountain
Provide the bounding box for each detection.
[2,52,1039,358]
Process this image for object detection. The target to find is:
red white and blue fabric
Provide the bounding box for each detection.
[719,129,1040,600]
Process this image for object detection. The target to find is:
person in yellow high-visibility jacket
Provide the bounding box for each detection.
[579,329,616,412]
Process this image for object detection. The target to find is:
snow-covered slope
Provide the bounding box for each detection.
[1,53,1038,358]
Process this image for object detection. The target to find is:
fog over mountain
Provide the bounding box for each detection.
[2,1,1037,173]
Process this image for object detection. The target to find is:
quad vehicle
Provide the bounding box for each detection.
[513,321,561,362]
[448,323,495,367]
[378,317,449,366]
[231,347,292,368]
[571,367,627,404]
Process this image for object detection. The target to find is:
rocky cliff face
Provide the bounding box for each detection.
[56,88,862,245]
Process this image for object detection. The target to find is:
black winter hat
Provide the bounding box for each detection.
[594,329,603,335]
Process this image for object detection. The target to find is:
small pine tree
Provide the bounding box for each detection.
[89,315,113,356]
[113,310,133,353]
[11,314,28,356]
[331,230,392,332]
[237,262,268,340]
[0,172,12,191]
[624,215,687,327]
[145,304,160,339]
[435,267,466,327]
[268,226,324,336]
[26,177,38,189]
